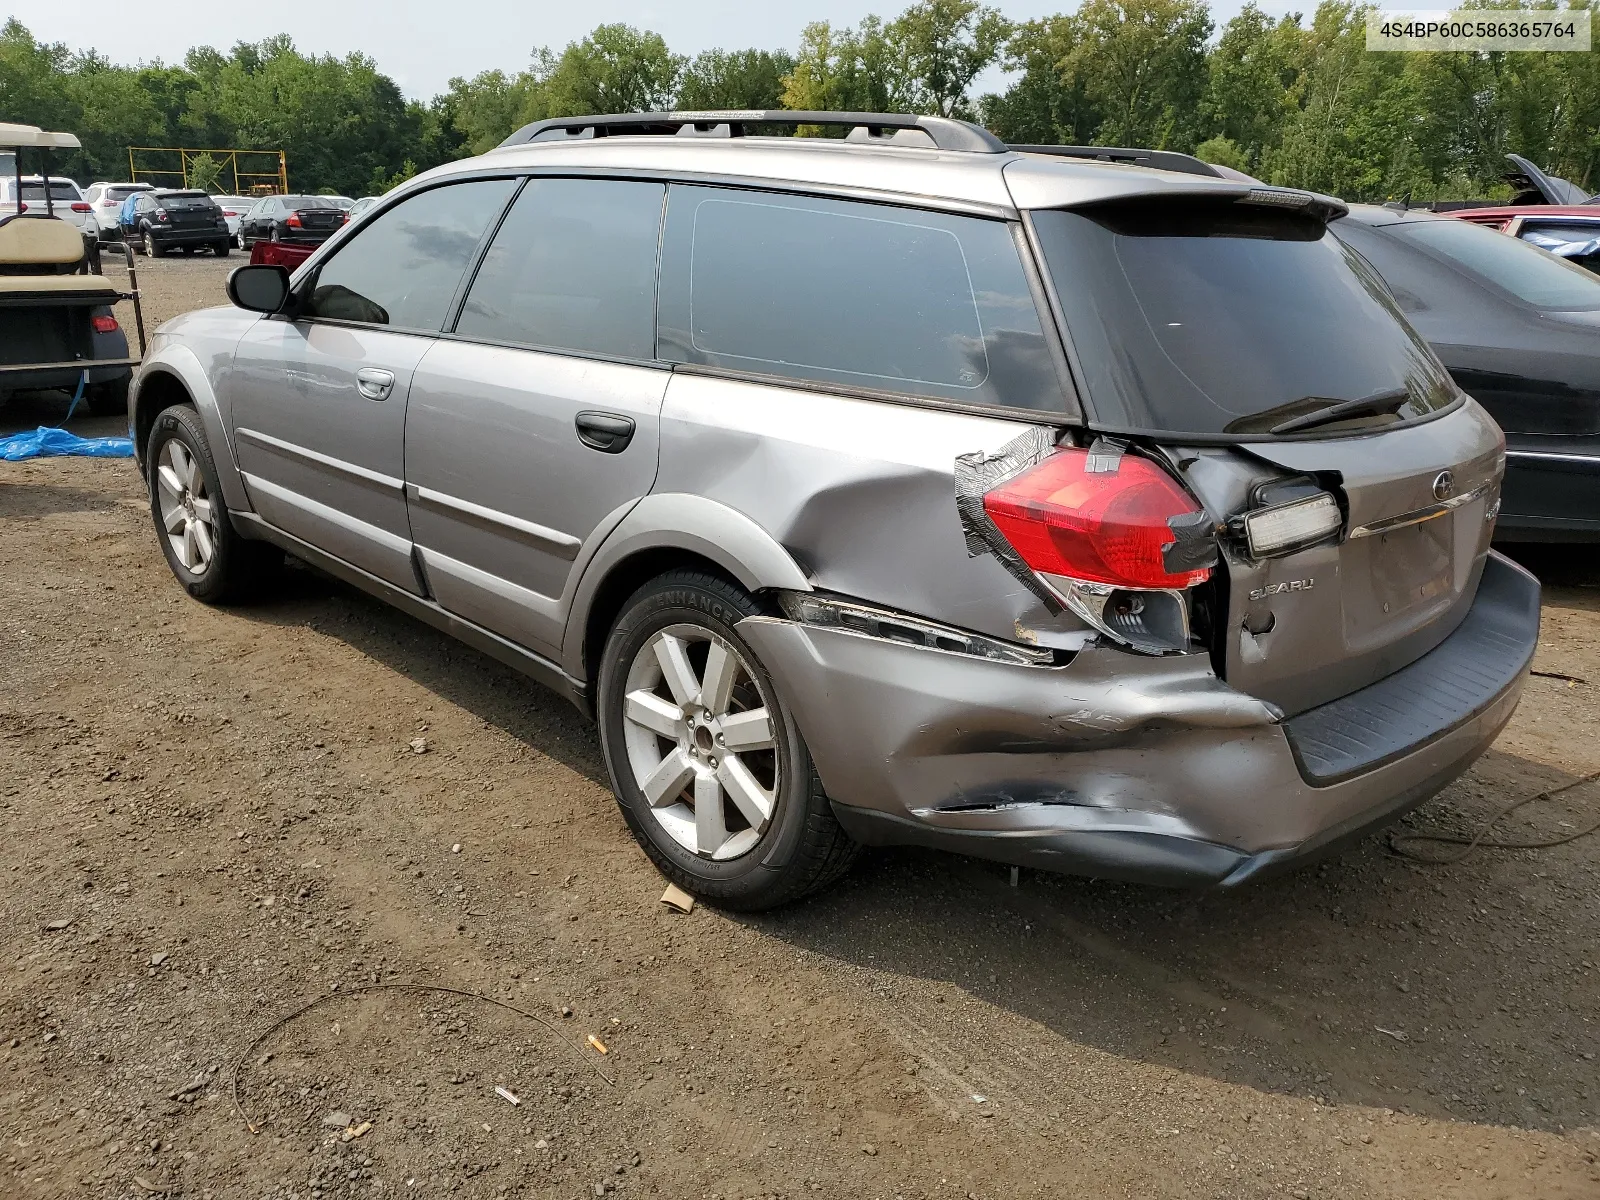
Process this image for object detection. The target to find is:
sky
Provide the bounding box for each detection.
[9,0,1343,102]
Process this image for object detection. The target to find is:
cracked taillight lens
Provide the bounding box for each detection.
[982,448,1212,591]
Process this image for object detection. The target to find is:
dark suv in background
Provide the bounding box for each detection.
[124,189,231,257]
[239,195,347,248]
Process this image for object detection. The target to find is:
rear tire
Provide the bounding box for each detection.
[597,570,858,910]
[214,241,230,258]
[143,229,162,258]
[85,376,129,418]
[146,405,281,604]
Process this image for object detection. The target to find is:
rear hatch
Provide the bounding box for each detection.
[160,192,222,232]
[1030,196,1503,714]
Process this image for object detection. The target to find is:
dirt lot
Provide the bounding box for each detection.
[1,255,1597,1199]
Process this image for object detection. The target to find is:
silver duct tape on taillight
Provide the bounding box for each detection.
[953,425,1064,613]
[1040,574,1192,656]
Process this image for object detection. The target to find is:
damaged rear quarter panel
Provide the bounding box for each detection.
[656,372,1082,641]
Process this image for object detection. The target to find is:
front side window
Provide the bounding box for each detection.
[302,179,516,330]
[456,177,664,360]
[657,185,1061,411]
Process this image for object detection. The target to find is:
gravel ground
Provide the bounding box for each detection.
[0,256,1596,1199]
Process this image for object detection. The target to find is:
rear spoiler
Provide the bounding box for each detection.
[1009,144,1233,179]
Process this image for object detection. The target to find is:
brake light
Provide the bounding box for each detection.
[15,202,25,212]
[71,202,92,213]
[222,210,237,217]
[92,315,119,334]
[982,448,1211,591]
[286,212,302,228]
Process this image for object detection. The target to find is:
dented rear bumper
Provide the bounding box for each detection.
[736,552,1540,887]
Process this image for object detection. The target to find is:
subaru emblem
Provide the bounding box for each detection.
[1432,470,1455,501]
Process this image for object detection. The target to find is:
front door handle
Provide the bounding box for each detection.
[355,367,395,401]
[575,410,636,453]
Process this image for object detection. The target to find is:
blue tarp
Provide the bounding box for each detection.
[0,426,134,461]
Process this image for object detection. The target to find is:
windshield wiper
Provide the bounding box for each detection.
[1268,388,1412,435]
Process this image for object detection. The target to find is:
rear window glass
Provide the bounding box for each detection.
[105,185,150,202]
[19,182,82,201]
[1031,201,1458,436]
[1390,217,1600,309]
[288,196,339,210]
[658,186,1061,411]
[456,177,663,360]
[159,192,217,208]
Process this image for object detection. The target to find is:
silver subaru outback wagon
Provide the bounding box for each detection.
[130,110,1540,910]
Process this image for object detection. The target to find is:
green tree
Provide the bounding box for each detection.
[979,17,1098,144]
[884,0,1010,117]
[186,150,223,191]
[1202,3,1304,169]
[781,18,897,114]
[1064,0,1213,150]
[1194,135,1251,170]
[677,49,795,110]
[537,25,684,119]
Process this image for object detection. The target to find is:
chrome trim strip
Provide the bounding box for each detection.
[235,426,405,493]
[1505,448,1600,465]
[1347,479,1495,539]
[408,484,582,560]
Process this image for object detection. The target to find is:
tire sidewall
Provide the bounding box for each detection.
[146,407,233,603]
[598,577,816,903]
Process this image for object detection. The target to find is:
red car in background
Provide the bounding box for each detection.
[1439,154,1600,272]
[249,239,314,270]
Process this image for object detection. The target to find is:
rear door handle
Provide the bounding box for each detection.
[575,410,636,453]
[356,368,395,401]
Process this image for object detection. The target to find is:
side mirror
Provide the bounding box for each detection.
[227,264,291,314]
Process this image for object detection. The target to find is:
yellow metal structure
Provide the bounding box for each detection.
[127,148,288,195]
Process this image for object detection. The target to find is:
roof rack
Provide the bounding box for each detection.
[499,110,1008,154]
[1010,145,1227,179]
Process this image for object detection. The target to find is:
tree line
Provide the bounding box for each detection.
[2,0,1596,202]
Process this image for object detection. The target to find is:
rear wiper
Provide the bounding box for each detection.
[1269,388,1412,435]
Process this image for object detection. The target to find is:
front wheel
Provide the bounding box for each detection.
[146,406,280,604]
[597,570,858,910]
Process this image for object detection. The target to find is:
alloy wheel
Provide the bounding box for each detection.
[621,625,779,861]
[155,439,217,574]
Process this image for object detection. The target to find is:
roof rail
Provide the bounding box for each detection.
[1010,144,1226,179]
[499,110,1008,154]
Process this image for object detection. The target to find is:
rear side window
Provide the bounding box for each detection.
[455,177,664,360]
[658,186,1061,411]
[303,179,516,330]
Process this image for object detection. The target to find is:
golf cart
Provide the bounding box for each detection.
[0,123,145,418]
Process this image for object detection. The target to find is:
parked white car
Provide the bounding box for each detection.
[0,176,96,247]
[211,196,255,246]
[83,181,154,239]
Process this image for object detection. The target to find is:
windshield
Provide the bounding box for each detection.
[1030,200,1458,436]
[1386,218,1600,308]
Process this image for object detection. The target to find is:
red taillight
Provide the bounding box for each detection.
[71,202,92,213]
[341,212,349,223]
[982,448,1211,590]
[222,210,237,217]
[286,212,302,228]
[92,315,119,334]
[15,202,26,212]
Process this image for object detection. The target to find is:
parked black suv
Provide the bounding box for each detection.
[124,190,230,257]
[239,195,347,248]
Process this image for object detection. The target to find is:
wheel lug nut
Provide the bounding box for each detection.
[708,756,718,768]
[716,733,725,745]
